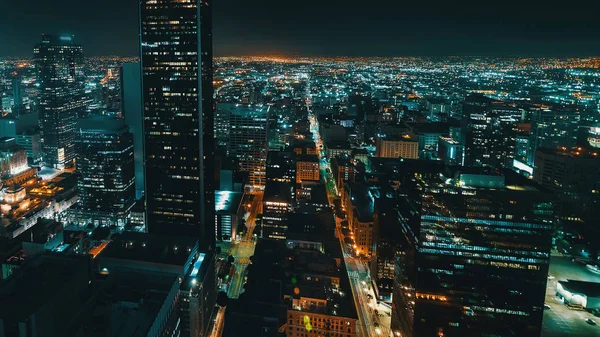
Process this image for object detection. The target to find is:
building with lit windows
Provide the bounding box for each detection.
[331,155,355,194]
[266,151,295,183]
[375,137,418,159]
[223,236,358,337]
[343,182,375,257]
[533,147,600,223]
[291,138,318,156]
[262,180,293,240]
[98,232,217,337]
[462,95,520,168]
[372,196,402,302]
[227,104,269,187]
[34,34,86,169]
[215,190,244,241]
[528,109,579,165]
[0,138,28,178]
[437,136,465,166]
[140,0,215,245]
[295,154,319,183]
[70,116,135,227]
[391,167,553,337]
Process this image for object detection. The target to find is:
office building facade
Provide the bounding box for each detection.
[375,137,419,159]
[140,0,215,245]
[72,117,135,226]
[227,104,269,187]
[34,34,86,169]
[528,109,580,165]
[391,169,554,337]
[120,62,144,199]
[462,95,520,168]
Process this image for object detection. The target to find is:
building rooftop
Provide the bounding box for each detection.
[296,154,319,163]
[558,280,600,298]
[407,122,449,134]
[244,239,358,319]
[537,146,600,159]
[100,231,198,270]
[346,182,374,222]
[332,154,353,167]
[264,180,293,204]
[75,269,179,337]
[0,254,91,321]
[215,190,243,213]
[78,115,127,133]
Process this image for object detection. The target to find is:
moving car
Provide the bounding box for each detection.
[585,318,597,325]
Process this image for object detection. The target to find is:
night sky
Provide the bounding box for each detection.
[1,0,599,57]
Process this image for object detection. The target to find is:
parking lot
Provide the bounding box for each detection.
[542,256,600,336]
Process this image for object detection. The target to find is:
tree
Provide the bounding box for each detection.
[216,291,229,307]
[228,255,235,264]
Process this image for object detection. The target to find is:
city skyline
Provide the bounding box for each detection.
[1,0,600,57]
[2,1,600,336]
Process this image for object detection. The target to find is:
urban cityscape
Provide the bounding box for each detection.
[0,1,600,337]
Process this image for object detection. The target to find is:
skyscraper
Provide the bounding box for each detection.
[462,95,520,168]
[391,167,553,337]
[120,62,144,199]
[33,34,86,169]
[140,0,214,246]
[227,104,269,187]
[11,72,22,110]
[71,116,135,227]
[528,109,580,165]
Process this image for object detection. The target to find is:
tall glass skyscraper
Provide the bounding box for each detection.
[140,0,214,247]
[227,104,269,187]
[34,34,86,169]
[72,116,135,227]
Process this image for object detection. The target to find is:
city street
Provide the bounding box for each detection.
[308,97,392,337]
[346,256,392,337]
[210,192,261,337]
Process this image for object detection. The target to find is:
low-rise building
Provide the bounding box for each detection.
[343,182,375,257]
[296,154,320,183]
[375,136,418,159]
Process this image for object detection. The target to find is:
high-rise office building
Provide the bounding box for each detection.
[215,102,232,147]
[120,62,144,199]
[140,0,214,245]
[72,116,135,227]
[528,109,580,165]
[533,147,600,223]
[438,136,465,166]
[391,168,553,337]
[34,34,86,169]
[11,72,22,109]
[227,104,269,187]
[462,95,520,168]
